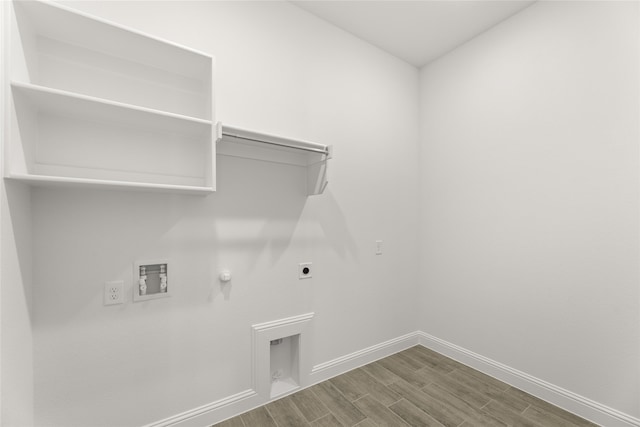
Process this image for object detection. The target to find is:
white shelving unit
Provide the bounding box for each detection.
[217,124,332,196]
[3,0,215,194]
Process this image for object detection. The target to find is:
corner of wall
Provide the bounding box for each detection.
[1,1,35,423]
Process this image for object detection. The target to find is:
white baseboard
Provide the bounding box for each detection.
[144,330,639,427]
[417,331,640,427]
[142,389,260,427]
[309,331,421,384]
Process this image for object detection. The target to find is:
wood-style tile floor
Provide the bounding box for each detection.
[213,346,599,427]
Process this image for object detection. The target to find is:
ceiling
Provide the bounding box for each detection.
[291,1,536,67]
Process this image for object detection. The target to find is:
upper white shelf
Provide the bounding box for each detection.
[5,0,216,194]
[14,0,211,80]
[11,82,212,138]
[217,124,332,195]
[11,0,213,119]
[5,173,215,196]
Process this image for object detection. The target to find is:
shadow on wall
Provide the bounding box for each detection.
[212,155,309,264]
[29,152,359,323]
[307,190,359,262]
[30,154,318,324]
[4,180,34,322]
[196,155,311,303]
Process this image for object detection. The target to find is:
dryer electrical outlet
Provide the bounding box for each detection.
[298,262,312,279]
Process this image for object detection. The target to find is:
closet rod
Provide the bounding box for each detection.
[221,128,330,155]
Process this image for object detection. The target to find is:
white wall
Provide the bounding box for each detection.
[1,183,34,426]
[1,1,35,423]
[419,0,639,419]
[29,1,420,426]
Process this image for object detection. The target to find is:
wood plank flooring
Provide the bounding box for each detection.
[213,346,599,427]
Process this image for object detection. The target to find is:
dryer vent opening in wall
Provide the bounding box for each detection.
[252,313,314,401]
[270,334,300,398]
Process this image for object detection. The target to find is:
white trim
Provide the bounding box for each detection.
[417,331,640,427]
[309,331,420,384]
[0,0,5,422]
[251,312,315,332]
[141,389,259,427]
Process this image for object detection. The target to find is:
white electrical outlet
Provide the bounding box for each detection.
[104,280,124,305]
[375,240,383,255]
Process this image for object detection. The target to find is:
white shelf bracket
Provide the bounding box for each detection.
[215,121,223,143]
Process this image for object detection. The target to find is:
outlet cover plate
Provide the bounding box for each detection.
[104,280,124,305]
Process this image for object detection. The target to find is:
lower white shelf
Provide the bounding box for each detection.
[5,174,214,195]
[7,83,215,195]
